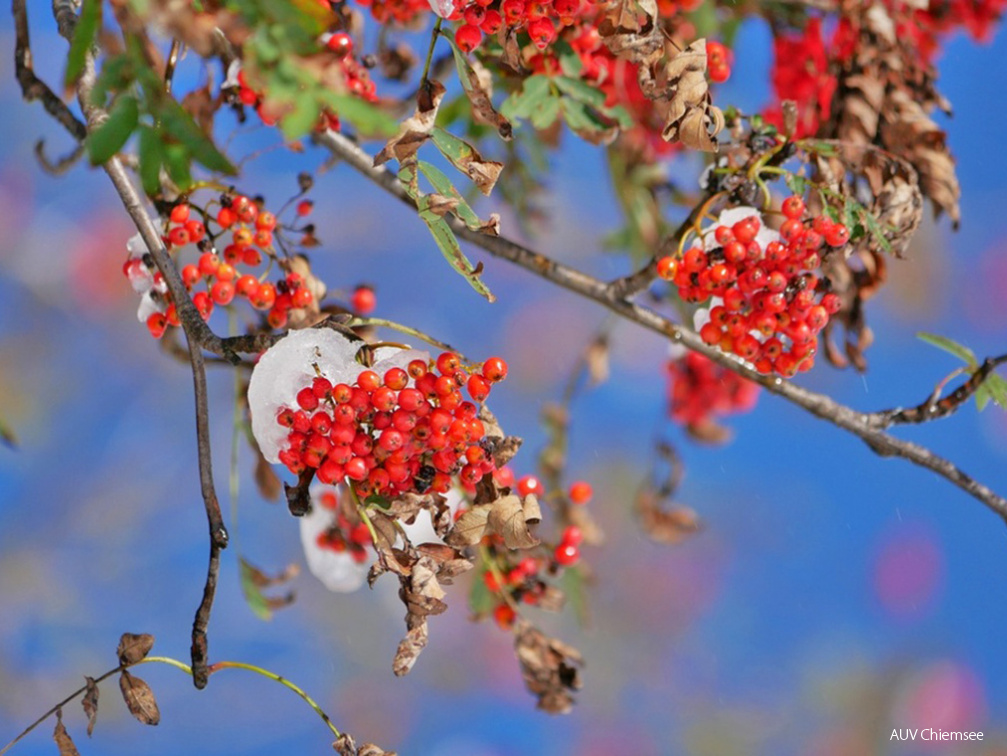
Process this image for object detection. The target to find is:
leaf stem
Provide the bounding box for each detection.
[420,18,443,90]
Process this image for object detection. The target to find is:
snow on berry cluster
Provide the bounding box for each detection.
[657,199,847,377]
[248,329,509,500]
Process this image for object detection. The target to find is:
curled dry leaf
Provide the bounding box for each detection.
[662,40,724,152]
[118,671,161,726]
[636,491,701,545]
[821,248,886,371]
[487,493,541,549]
[513,620,583,714]
[392,621,429,677]
[374,80,445,168]
[333,733,397,756]
[82,676,99,737]
[116,633,155,665]
[53,708,80,756]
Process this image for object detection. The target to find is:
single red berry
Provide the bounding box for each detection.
[482,357,508,382]
[782,196,805,219]
[351,285,376,314]
[562,525,584,546]
[168,226,190,247]
[493,603,516,629]
[554,542,579,566]
[146,312,167,339]
[170,204,190,224]
[569,481,592,504]
[456,23,483,53]
[216,206,237,229]
[296,200,313,217]
[327,32,353,58]
[517,475,542,497]
[291,287,313,309]
[211,280,235,306]
[297,387,319,411]
[466,374,491,402]
[825,224,850,247]
[656,256,679,281]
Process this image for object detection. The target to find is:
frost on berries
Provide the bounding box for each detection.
[247,328,427,464]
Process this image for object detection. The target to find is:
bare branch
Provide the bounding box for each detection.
[873,354,1007,426]
[316,129,1007,521]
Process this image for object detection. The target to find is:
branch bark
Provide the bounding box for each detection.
[316,129,1007,521]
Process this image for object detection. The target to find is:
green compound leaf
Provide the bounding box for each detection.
[917,332,979,369]
[65,0,102,87]
[87,93,138,165]
[975,372,1007,412]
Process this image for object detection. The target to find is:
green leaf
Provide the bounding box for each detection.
[917,332,978,369]
[429,127,502,195]
[500,75,552,121]
[553,75,607,109]
[562,98,616,141]
[468,567,495,616]
[87,94,139,164]
[860,206,893,254]
[137,125,163,197]
[324,93,398,137]
[65,0,102,87]
[163,143,193,190]
[976,372,1007,411]
[417,199,494,301]
[158,99,235,174]
[240,558,274,621]
[530,96,561,130]
[418,160,484,231]
[280,92,320,139]
[553,39,584,77]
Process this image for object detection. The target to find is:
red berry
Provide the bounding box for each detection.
[170,204,190,224]
[467,374,491,402]
[493,603,516,629]
[656,256,679,281]
[292,287,313,309]
[146,312,167,339]
[554,542,579,566]
[456,23,483,53]
[327,32,353,58]
[569,481,592,504]
[351,285,376,314]
[296,200,313,217]
[517,475,542,497]
[216,207,237,229]
[297,387,319,411]
[482,357,508,382]
[211,280,235,306]
[782,196,805,219]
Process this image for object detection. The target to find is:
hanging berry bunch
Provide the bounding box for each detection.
[658,200,848,377]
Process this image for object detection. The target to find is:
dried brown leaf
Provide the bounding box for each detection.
[423,192,460,217]
[446,504,491,547]
[513,620,583,714]
[661,40,723,152]
[116,633,154,665]
[636,494,701,545]
[392,620,429,677]
[374,80,445,167]
[464,58,512,139]
[487,494,540,549]
[334,733,397,756]
[82,677,99,737]
[53,709,80,756]
[118,671,160,726]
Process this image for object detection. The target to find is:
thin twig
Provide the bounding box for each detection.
[315,129,1007,521]
[873,354,1007,426]
[47,0,230,688]
[13,0,86,142]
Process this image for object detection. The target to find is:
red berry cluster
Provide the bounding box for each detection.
[667,352,759,427]
[275,353,510,498]
[127,194,320,339]
[453,0,588,53]
[706,40,731,82]
[312,490,373,563]
[657,199,847,376]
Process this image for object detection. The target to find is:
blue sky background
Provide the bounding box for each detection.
[0,5,1006,755]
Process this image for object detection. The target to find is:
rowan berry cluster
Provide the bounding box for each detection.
[452,0,587,53]
[657,200,847,376]
[274,352,510,498]
[667,351,759,429]
[125,194,321,339]
[706,40,731,82]
[312,490,373,564]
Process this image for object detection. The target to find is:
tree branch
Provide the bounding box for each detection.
[872,354,1007,427]
[316,129,1007,521]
